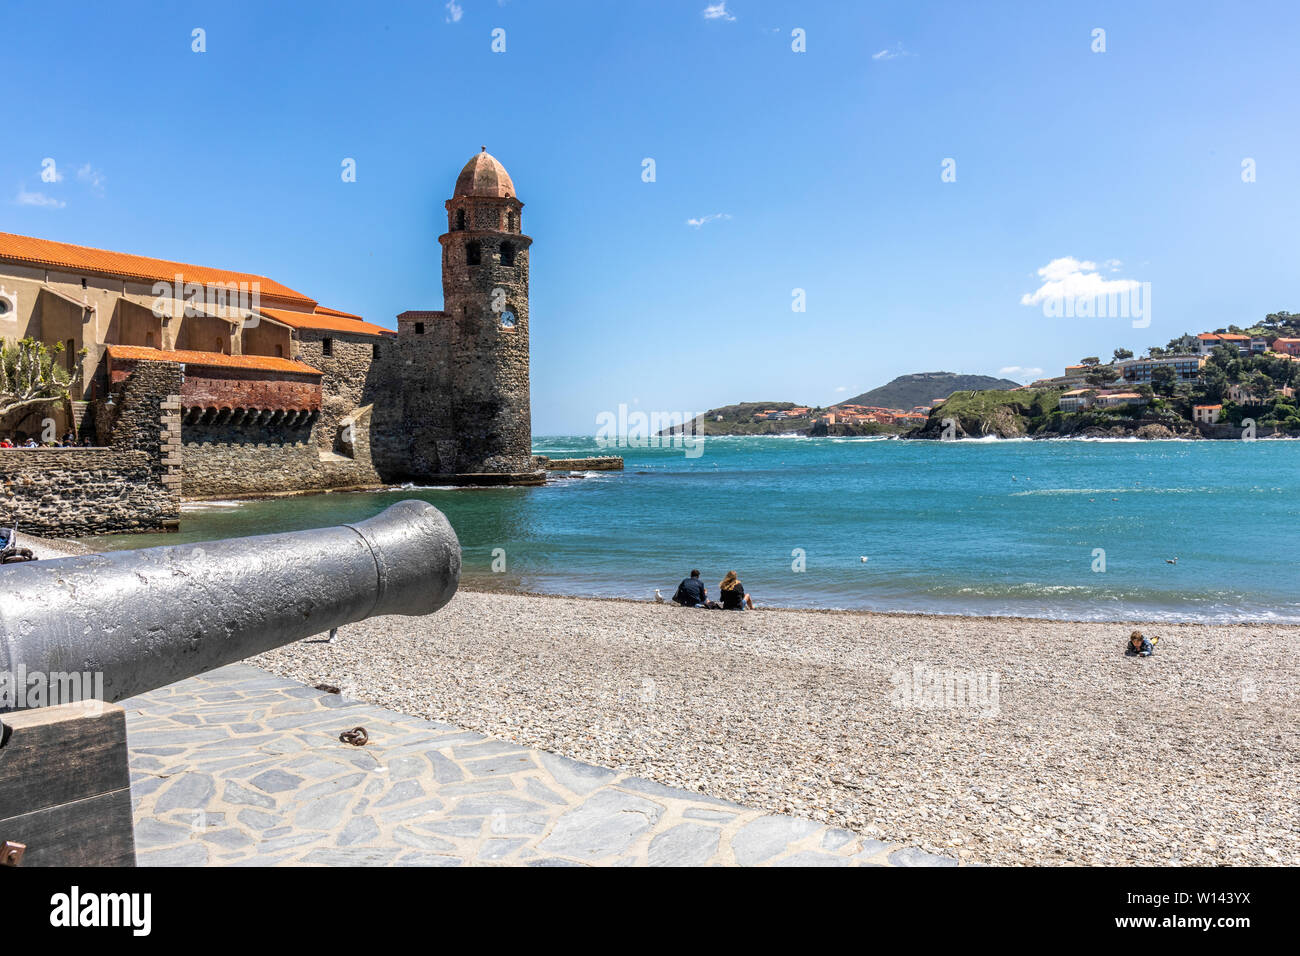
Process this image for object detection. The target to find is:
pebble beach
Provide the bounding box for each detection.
[255,589,1300,866]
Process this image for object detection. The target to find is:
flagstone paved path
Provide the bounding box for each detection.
[123,664,968,867]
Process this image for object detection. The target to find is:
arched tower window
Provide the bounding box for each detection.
[500,241,516,267]
[507,210,516,232]
[455,208,466,231]
[465,241,481,266]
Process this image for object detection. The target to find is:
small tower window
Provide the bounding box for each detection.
[507,210,516,232]
[466,241,481,266]
[414,322,425,335]
[372,342,381,358]
[500,241,516,267]
[455,209,466,231]
[322,337,334,356]
[500,310,516,330]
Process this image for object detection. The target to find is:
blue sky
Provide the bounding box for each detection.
[7,0,1300,432]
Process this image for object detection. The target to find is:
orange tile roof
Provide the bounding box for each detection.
[104,345,322,377]
[0,232,316,305]
[258,306,395,338]
[313,305,365,320]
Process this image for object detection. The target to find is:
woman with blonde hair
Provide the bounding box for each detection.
[719,570,754,611]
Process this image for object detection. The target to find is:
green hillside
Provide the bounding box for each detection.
[839,372,1020,410]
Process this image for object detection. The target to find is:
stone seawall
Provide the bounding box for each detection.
[1,362,182,535]
[180,404,383,499]
[0,448,167,536]
[535,456,624,471]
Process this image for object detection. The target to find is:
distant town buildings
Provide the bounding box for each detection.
[1193,404,1223,424]
[823,403,927,426]
[1058,389,1149,413]
[1118,355,1207,384]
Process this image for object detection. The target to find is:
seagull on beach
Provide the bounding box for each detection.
[654,589,665,603]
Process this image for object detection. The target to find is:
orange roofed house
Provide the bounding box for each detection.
[0,149,545,495]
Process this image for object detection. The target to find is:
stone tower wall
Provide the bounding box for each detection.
[436,194,534,476]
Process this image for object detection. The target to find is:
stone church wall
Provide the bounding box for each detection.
[1,362,181,535]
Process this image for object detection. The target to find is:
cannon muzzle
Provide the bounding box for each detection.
[0,500,460,709]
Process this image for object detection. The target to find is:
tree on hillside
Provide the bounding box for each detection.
[1244,371,1275,403]
[1207,345,1241,377]
[1198,364,1228,404]
[1084,365,1119,388]
[1080,356,1101,366]
[1150,365,1178,396]
[0,338,75,419]
[1113,348,1134,362]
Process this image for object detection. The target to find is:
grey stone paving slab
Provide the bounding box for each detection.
[648,823,721,867]
[537,790,664,861]
[250,769,303,793]
[338,816,380,847]
[888,847,960,867]
[731,816,825,866]
[125,664,971,868]
[772,851,852,867]
[537,751,619,796]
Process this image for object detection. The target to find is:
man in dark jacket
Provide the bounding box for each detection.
[672,569,707,608]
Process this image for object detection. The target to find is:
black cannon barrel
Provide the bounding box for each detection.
[0,500,460,709]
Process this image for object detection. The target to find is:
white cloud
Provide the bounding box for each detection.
[445,1,463,23]
[999,366,1044,380]
[1019,256,1140,306]
[872,43,911,60]
[703,3,735,21]
[15,188,65,208]
[834,386,848,392]
[685,212,731,228]
[75,164,106,193]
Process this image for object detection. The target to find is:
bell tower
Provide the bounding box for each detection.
[433,147,535,478]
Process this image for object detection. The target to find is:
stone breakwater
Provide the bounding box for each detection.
[256,590,1300,866]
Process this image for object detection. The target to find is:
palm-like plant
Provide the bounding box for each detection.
[0,337,75,418]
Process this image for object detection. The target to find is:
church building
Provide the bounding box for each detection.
[0,149,542,496]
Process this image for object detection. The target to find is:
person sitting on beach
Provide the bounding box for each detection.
[1125,630,1155,657]
[672,569,708,608]
[719,570,755,611]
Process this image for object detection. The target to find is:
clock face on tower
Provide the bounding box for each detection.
[500,310,516,329]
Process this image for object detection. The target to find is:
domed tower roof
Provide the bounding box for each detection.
[454,147,516,199]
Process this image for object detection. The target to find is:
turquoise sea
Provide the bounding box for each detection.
[91,436,1300,623]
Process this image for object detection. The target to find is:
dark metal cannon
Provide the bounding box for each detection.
[0,499,460,709]
[0,500,459,865]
